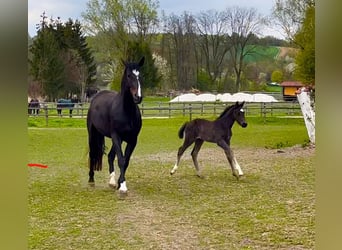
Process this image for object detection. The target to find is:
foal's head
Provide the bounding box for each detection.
[122,57,145,104]
[233,101,248,128]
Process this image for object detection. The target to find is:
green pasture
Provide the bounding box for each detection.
[28,116,314,249]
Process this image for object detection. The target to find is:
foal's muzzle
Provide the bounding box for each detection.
[241,122,248,128]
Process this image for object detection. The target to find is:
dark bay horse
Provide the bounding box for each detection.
[170,101,247,179]
[57,96,80,117]
[28,98,40,115]
[87,57,144,194]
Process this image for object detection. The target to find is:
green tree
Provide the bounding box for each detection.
[271,70,284,83]
[293,6,315,84]
[29,14,97,100]
[29,17,65,100]
[273,0,314,43]
[224,7,267,92]
[82,0,160,90]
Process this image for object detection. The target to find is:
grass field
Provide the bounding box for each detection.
[28,116,314,249]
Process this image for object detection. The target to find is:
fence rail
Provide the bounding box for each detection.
[28,101,302,125]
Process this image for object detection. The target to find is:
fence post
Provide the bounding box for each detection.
[169,102,171,118]
[262,102,266,123]
[44,105,48,126]
[189,104,192,121]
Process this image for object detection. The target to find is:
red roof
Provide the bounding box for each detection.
[280,81,303,87]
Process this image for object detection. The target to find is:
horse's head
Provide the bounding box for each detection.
[233,101,248,128]
[122,57,145,104]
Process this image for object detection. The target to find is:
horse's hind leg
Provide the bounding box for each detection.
[170,138,194,175]
[191,139,204,177]
[108,145,117,188]
[88,161,95,186]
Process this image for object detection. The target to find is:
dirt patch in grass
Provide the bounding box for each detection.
[29,143,314,249]
[139,144,315,176]
[116,199,200,249]
[113,145,315,249]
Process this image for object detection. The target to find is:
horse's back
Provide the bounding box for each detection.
[57,99,73,108]
[87,90,121,136]
[89,90,118,110]
[183,118,219,142]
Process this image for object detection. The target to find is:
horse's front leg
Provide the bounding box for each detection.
[217,140,242,180]
[117,140,137,193]
[108,145,117,188]
[110,133,125,191]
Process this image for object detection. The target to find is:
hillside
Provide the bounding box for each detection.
[244,46,297,63]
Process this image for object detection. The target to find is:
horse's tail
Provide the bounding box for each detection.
[178,122,188,139]
[88,124,105,171]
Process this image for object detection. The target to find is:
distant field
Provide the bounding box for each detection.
[244,46,280,63]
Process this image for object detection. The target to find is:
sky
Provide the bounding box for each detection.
[28,0,285,39]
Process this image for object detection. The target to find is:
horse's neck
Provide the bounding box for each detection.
[120,89,137,113]
[216,112,235,129]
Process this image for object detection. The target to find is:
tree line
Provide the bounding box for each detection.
[28,12,97,101]
[28,0,315,100]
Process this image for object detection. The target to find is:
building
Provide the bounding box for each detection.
[280,81,303,101]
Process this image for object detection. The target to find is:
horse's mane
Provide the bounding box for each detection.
[216,104,236,120]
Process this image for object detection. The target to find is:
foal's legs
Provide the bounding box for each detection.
[191,139,204,177]
[170,137,195,175]
[217,140,241,179]
[108,145,117,188]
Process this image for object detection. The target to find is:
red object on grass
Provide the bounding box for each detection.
[28,163,48,169]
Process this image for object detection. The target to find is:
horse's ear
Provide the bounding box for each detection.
[138,57,145,67]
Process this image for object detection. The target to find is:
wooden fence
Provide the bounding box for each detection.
[28,101,302,125]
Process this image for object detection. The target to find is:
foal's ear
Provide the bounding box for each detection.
[138,57,145,67]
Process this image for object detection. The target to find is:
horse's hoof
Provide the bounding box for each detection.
[238,175,245,180]
[118,190,128,198]
[232,171,240,180]
[108,183,117,189]
[88,182,95,187]
[196,173,204,179]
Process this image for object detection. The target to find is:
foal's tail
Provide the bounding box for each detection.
[178,122,188,139]
[88,124,105,171]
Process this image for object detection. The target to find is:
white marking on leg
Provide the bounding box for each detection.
[234,157,244,176]
[170,163,178,174]
[109,171,117,187]
[119,181,128,193]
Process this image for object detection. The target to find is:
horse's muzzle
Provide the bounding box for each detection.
[133,96,142,104]
[241,122,248,128]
